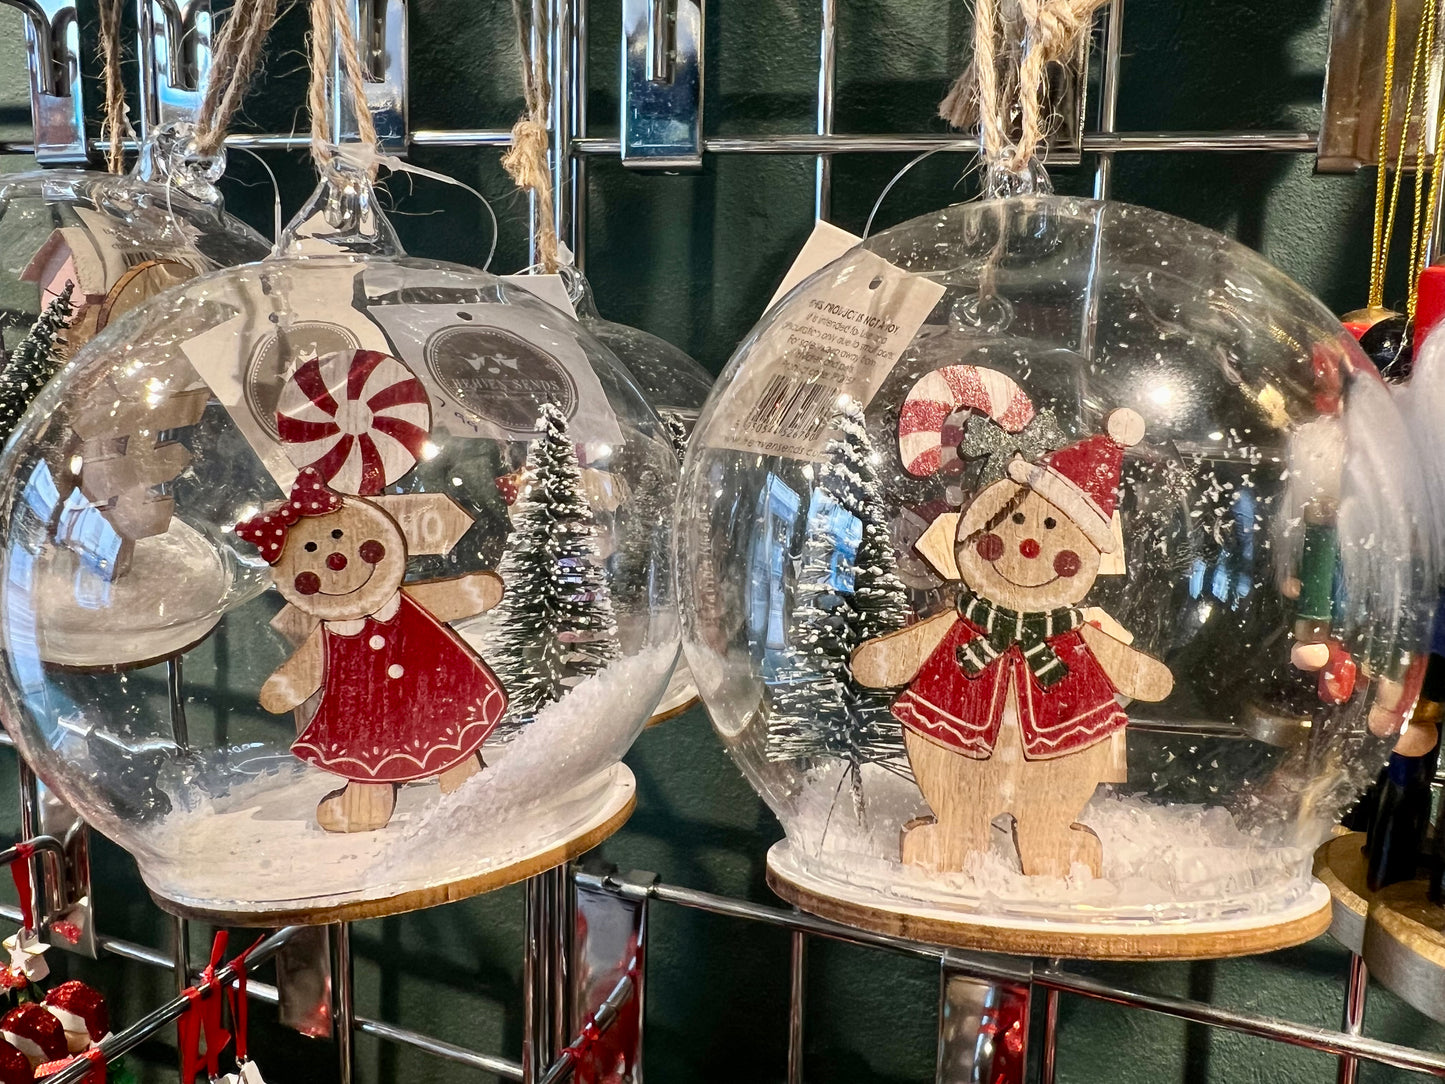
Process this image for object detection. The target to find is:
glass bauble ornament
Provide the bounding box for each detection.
[550,264,713,721]
[0,128,269,357]
[0,174,679,922]
[677,190,1433,955]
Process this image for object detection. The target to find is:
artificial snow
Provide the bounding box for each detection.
[134,644,675,913]
[787,762,1315,923]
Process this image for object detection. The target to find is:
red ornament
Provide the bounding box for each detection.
[1,1005,67,1067]
[1318,640,1358,705]
[44,982,110,1052]
[1416,265,1445,350]
[0,1037,32,1084]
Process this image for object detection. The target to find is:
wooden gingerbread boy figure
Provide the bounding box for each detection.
[852,399,1173,878]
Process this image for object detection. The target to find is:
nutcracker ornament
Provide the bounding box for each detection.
[853,404,1172,877]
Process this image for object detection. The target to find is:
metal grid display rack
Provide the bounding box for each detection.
[0,0,1442,1081]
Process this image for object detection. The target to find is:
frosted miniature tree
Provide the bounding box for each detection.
[490,403,620,726]
[0,282,73,443]
[766,398,913,811]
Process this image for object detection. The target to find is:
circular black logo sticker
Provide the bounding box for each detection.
[425,325,578,433]
[245,322,361,438]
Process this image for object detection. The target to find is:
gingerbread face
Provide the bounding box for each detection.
[272,498,407,621]
[955,479,1100,610]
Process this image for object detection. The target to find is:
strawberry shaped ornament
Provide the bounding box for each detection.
[853,406,1172,877]
[237,345,509,833]
[43,983,109,1053]
[0,1039,32,1084]
[2,1006,66,1068]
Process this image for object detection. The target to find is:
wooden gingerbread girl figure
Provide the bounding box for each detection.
[852,389,1173,878]
[235,348,508,833]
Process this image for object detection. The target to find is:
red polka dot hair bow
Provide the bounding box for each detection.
[234,467,343,565]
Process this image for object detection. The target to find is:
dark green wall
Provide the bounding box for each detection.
[1,0,1443,1080]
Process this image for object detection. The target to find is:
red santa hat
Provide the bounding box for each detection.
[0,1038,32,1084]
[1,1005,67,1067]
[43,982,109,1052]
[1006,408,1144,554]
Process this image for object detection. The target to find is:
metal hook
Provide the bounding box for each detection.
[137,0,215,137]
[335,0,409,151]
[3,0,90,164]
[621,0,702,168]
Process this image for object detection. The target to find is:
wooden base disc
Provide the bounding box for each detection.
[1363,878,1445,1024]
[1313,831,1370,953]
[145,764,637,926]
[766,841,1332,961]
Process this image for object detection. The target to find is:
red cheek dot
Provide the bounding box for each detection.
[359,540,386,565]
[975,533,1004,561]
[294,571,321,595]
[1054,550,1082,578]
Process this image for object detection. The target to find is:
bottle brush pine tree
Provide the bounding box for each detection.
[488,403,620,728]
[766,398,913,814]
[0,282,73,444]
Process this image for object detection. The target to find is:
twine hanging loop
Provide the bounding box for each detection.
[502,0,562,272]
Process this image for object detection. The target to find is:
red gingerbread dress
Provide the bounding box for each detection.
[292,591,507,783]
[890,609,1126,760]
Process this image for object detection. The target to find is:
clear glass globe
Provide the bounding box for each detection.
[555,265,713,720]
[677,194,1432,937]
[0,190,679,919]
[0,152,269,357]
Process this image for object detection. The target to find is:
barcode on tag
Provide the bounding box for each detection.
[743,374,838,445]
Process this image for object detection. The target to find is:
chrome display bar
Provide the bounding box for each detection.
[0,128,1320,159]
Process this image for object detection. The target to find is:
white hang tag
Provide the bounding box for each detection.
[501,274,580,317]
[767,220,865,309]
[361,264,623,452]
[711,223,945,460]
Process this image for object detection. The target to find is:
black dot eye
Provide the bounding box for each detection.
[1011,512,1026,525]
[1044,517,1057,529]
[304,541,317,552]
[331,529,344,539]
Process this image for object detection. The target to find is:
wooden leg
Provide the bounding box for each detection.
[1012,741,1112,878]
[316,782,398,833]
[438,752,484,795]
[902,730,996,873]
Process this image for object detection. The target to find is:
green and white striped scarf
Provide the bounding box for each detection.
[954,591,1084,689]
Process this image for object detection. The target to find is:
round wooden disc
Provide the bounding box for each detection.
[1363,878,1445,1024]
[146,765,637,926]
[1313,831,1370,953]
[767,841,1332,961]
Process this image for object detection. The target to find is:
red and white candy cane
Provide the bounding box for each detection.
[276,349,432,496]
[898,364,1034,477]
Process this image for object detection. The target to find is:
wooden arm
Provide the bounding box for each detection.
[259,626,324,714]
[403,571,504,623]
[1080,623,1173,702]
[850,609,957,689]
